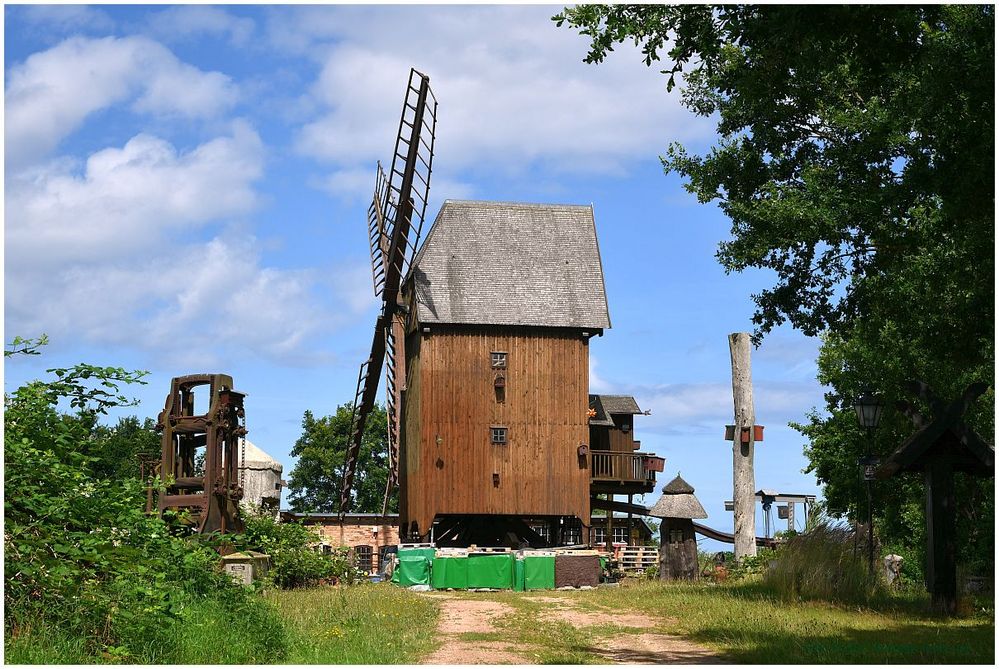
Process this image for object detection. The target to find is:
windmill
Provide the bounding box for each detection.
[339,68,438,515]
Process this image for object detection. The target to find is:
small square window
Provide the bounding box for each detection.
[491,352,507,369]
[491,426,508,444]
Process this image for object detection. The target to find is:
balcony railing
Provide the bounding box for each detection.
[590,451,658,484]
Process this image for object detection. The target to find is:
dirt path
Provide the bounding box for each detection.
[419,591,725,665]
[419,594,527,665]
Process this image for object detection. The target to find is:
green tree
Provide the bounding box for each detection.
[555,5,994,575]
[286,404,395,514]
[87,416,161,481]
[555,5,993,346]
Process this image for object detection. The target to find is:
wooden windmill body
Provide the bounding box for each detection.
[340,71,658,546]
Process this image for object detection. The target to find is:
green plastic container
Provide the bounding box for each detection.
[467,553,514,589]
[524,556,556,590]
[394,555,431,587]
[513,558,526,592]
[431,556,469,590]
[398,547,437,561]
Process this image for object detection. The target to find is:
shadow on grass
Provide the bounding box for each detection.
[685,619,995,664]
[716,580,982,621]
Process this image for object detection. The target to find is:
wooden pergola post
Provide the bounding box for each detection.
[729,333,757,560]
[877,381,993,615]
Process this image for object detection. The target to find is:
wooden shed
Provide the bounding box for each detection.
[649,474,708,580]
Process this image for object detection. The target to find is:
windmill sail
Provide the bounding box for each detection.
[341,68,437,514]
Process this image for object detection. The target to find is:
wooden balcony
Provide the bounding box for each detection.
[590,451,659,495]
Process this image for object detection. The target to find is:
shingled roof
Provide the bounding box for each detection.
[409,200,611,329]
[588,394,643,427]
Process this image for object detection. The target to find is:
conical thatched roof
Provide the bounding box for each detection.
[649,474,707,519]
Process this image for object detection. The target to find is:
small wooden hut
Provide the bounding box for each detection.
[650,474,707,580]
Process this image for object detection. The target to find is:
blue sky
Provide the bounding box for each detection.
[4,4,829,552]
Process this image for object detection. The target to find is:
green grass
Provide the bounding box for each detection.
[263,583,439,664]
[578,580,995,664]
[5,596,287,664]
[425,580,993,664]
[8,580,991,664]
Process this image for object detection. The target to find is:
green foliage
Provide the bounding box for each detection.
[555,3,995,588]
[287,403,394,513]
[237,511,361,588]
[86,416,161,481]
[555,5,994,344]
[728,546,780,580]
[765,520,883,604]
[3,339,285,663]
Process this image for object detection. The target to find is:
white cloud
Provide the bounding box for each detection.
[16,5,115,33]
[6,121,263,268]
[145,6,255,47]
[273,5,713,195]
[621,381,824,437]
[5,35,239,168]
[589,356,612,394]
[3,120,355,365]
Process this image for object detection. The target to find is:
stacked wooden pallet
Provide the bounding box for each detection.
[618,545,658,572]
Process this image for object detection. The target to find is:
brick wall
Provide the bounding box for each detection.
[290,515,401,572]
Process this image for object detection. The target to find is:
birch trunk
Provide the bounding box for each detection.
[729,332,758,560]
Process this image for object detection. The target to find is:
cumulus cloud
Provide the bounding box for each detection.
[270,5,712,199]
[4,122,363,366]
[145,6,255,46]
[5,235,366,368]
[5,35,239,168]
[6,121,263,268]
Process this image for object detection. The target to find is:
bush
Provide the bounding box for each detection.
[728,546,780,579]
[3,347,287,663]
[763,519,883,604]
[237,511,361,588]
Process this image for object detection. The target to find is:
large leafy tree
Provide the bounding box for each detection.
[286,404,394,514]
[555,5,994,574]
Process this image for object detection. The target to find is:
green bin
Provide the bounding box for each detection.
[431,556,469,590]
[524,556,556,590]
[398,547,437,561]
[393,555,431,587]
[513,558,526,592]
[467,553,514,589]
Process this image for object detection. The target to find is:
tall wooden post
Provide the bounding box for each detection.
[729,333,757,560]
[925,458,957,614]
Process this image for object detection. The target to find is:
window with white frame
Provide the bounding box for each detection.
[491,351,507,369]
[491,426,508,444]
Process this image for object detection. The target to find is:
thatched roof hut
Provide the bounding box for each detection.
[649,475,707,520]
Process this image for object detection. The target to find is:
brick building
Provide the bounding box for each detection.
[281,512,401,573]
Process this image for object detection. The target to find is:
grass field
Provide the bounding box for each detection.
[474,580,995,664]
[263,583,439,664]
[7,580,993,664]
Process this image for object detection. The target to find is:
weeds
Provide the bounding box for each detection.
[764,520,882,604]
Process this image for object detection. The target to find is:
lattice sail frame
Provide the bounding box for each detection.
[341,68,437,514]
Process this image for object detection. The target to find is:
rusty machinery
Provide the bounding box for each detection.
[153,374,247,533]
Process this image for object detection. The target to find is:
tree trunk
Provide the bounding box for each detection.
[729,332,758,560]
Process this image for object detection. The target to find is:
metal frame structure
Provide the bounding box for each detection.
[155,374,247,533]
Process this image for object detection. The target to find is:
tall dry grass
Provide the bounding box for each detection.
[765,519,884,604]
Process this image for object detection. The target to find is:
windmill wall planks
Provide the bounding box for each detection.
[400,324,591,537]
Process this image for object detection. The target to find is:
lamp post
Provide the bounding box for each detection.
[854,389,884,576]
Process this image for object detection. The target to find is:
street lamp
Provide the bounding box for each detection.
[854,390,884,433]
[854,389,884,576]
